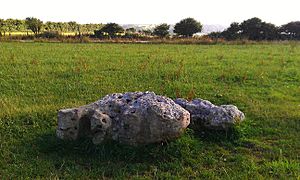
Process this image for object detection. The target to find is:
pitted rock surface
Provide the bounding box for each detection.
[57,92,190,145]
[174,98,245,129]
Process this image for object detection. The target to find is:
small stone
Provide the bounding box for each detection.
[174,98,245,130]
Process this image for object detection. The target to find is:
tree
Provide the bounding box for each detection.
[260,22,279,40]
[153,23,170,37]
[77,25,83,36]
[14,19,24,32]
[174,18,202,37]
[56,22,66,33]
[221,22,241,40]
[68,21,78,34]
[280,21,300,40]
[81,23,103,34]
[25,17,43,35]
[45,21,55,31]
[0,19,6,36]
[240,17,263,40]
[99,23,124,38]
[240,17,279,40]
[6,19,16,36]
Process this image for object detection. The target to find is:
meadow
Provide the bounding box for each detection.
[0,42,299,179]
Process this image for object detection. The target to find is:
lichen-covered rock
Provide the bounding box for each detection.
[57,92,190,145]
[174,98,245,129]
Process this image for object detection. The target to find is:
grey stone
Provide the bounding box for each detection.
[56,103,97,140]
[57,92,190,145]
[174,98,245,129]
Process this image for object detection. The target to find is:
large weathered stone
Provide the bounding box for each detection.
[174,98,245,130]
[57,92,190,145]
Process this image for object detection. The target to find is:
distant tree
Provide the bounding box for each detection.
[3,19,25,36]
[82,23,103,34]
[82,24,90,33]
[68,21,78,33]
[56,22,66,32]
[0,19,6,36]
[280,21,300,40]
[99,23,124,38]
[45,21,55,31]
[260,22,279,40]
[240,17,279,40]
[68,21,86,36]
[240,17,263,40]
[14,19,24,32]
[221,22,241,40]
[77,25,83,36]
[153,23,170,37]
[6,19,16,36]
[25,17,43,35]
[174,18,202,37]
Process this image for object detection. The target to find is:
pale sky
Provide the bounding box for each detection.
[1,0,299,26]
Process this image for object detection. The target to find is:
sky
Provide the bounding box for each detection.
[1,0,299,26]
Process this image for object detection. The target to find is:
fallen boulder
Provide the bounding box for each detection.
[57,92,190,145]
[174,98,245,130]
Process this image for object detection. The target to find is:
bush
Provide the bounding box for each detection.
[207,32,223,40]
[38,31,62,39]
[94,30,109,39]
[122,32,140,39]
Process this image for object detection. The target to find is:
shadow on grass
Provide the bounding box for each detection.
[4,110,249,177]
[192,126,244,144]
[6,125,248,178]
[4,108,251,161]
[34,132,185,164]
[32,125,245,164]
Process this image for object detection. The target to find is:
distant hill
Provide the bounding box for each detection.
[201,24,227,33]
[122,24,157,32]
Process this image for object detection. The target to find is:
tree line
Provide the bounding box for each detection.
[0,17,299,41]
[0,17,203,39]
[0,17,103,36]
[208,17,300,41]
[95,17,300,41]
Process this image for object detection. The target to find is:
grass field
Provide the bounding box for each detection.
[0,42,299,179]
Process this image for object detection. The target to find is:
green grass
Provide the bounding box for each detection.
[0,42,299,179]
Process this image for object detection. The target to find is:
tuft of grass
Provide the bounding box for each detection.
[0,42,299,179]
